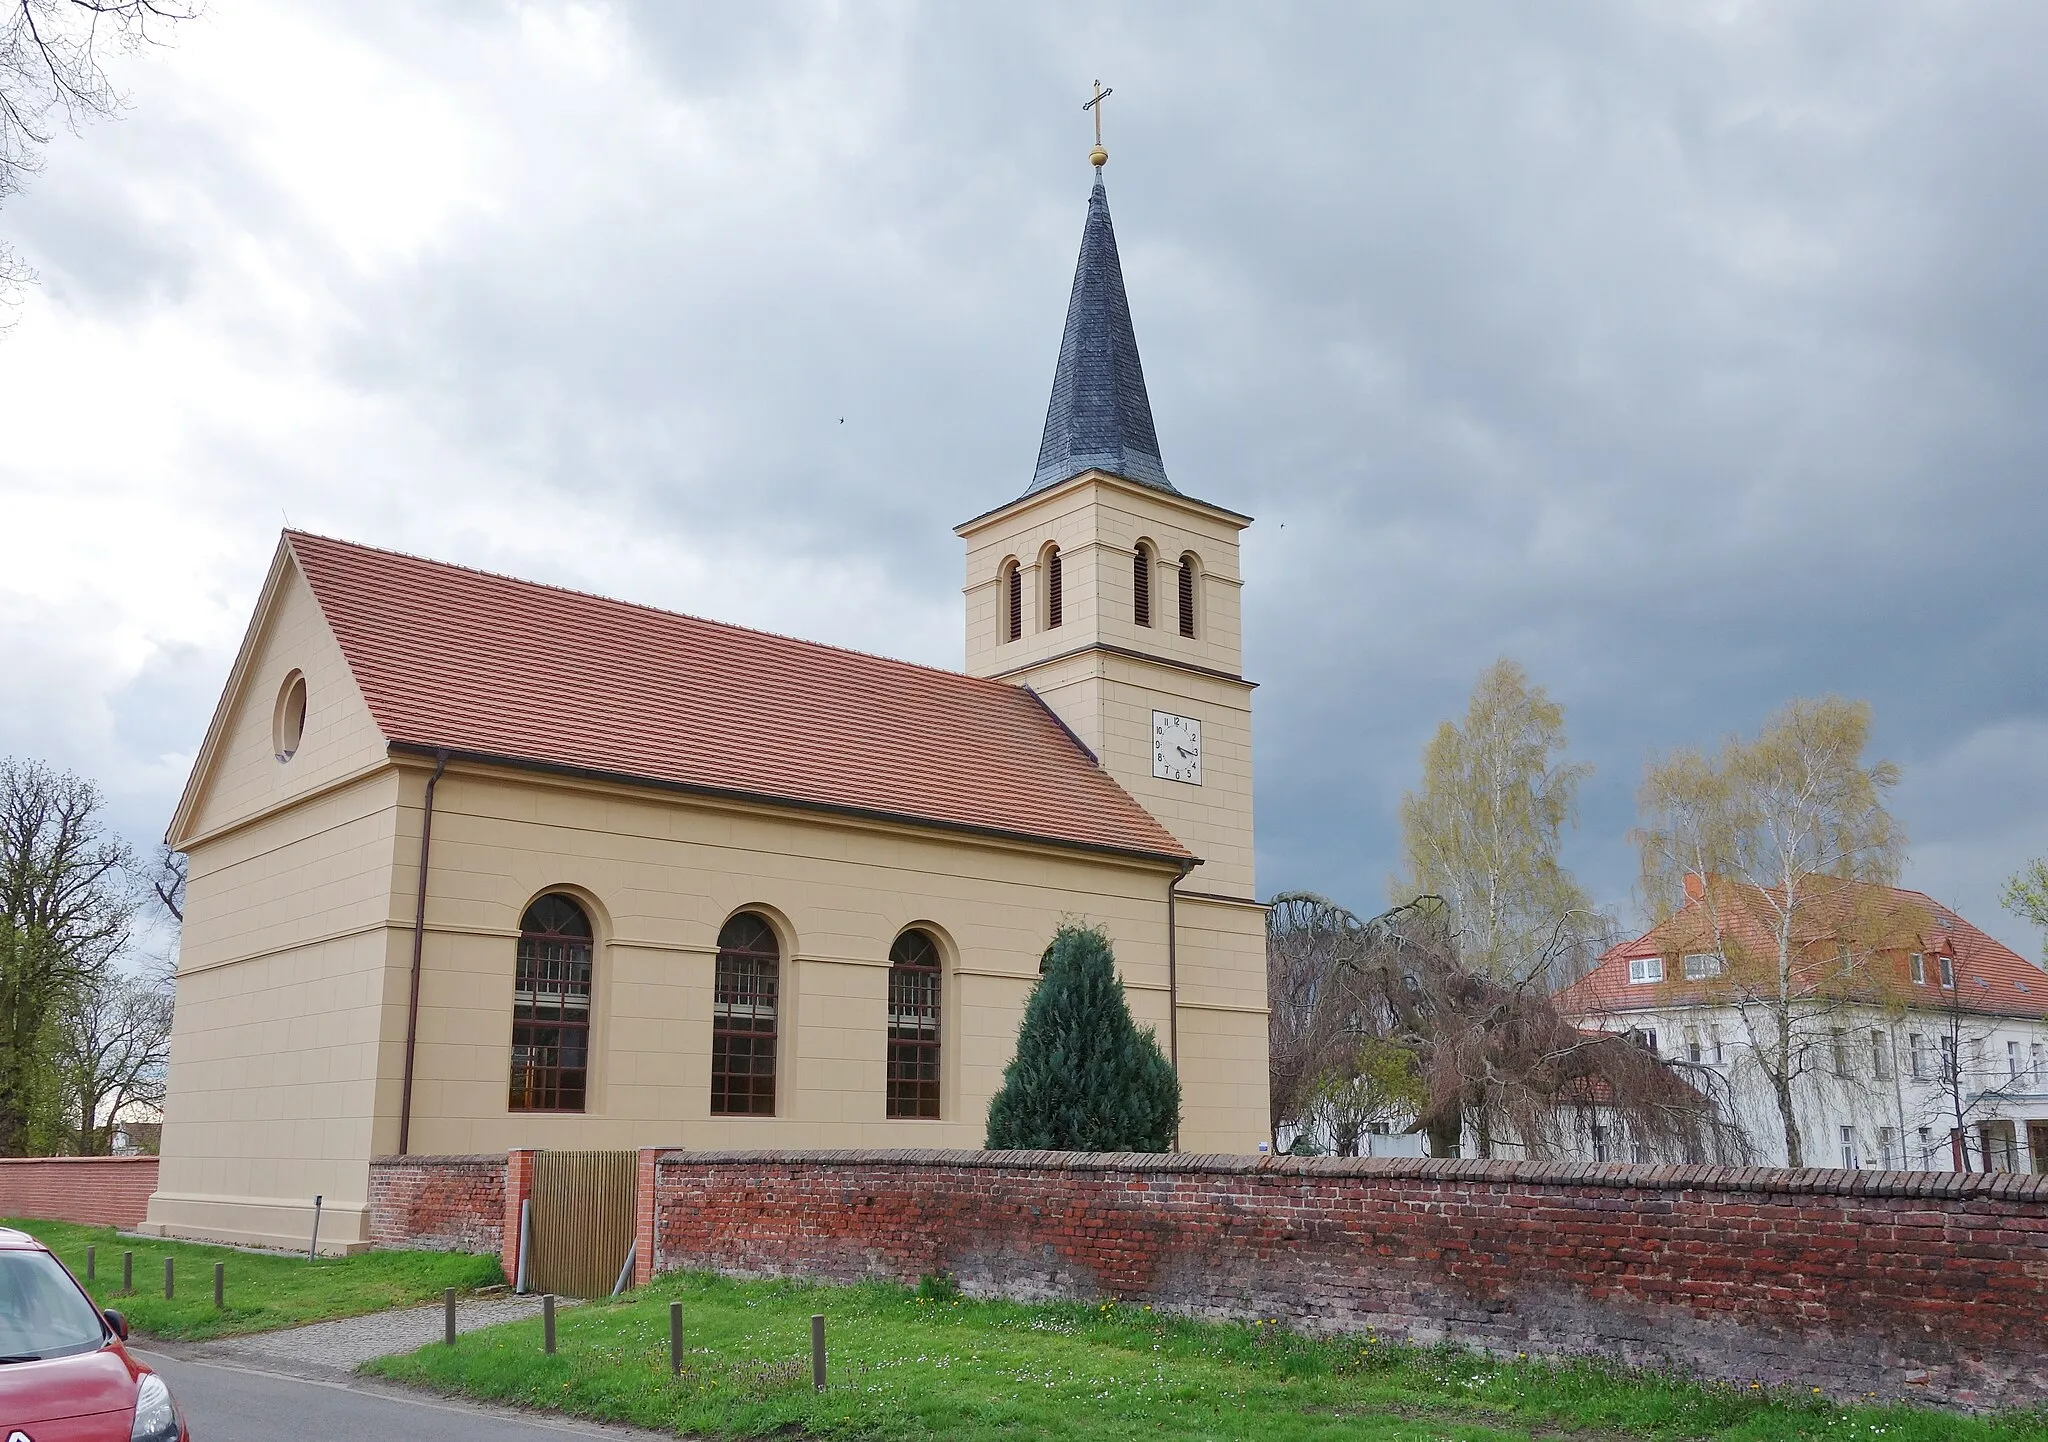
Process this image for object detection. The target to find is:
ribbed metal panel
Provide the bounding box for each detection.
[529,1150,637,1299]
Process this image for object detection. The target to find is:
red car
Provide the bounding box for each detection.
[0,1226,188,1441]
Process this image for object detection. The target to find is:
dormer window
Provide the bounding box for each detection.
[1938,954,1955,989]
[1628,956,1664,984]
[1910,952,1925,984]
[1681,952,1722,980]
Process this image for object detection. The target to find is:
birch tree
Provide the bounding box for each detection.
[2002,859,2048,960]
[1633,697,1907,1168]
[1396,658,1598,986]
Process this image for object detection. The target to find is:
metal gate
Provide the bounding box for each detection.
[528,1150,637,1299]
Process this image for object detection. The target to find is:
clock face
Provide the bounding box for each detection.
[1152,710,1203,785]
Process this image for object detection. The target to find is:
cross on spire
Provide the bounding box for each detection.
[1082,79,1113,167]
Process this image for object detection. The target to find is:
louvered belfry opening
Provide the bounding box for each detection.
[885,930,942,1119]
[509,893,593,1112]
[1046,547,1064,629]
[710,912,779,1116]
[1132,545,1152,628]
[1004,562,1023,642]
[1178,556,1197,638]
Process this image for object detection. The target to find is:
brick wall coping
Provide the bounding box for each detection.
[371,1154,507,1167]
[0,1155,159,1166]
[653,1147,2048,1201]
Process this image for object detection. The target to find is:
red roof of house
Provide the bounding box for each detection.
[1555,876,2048,1021]
[285,532,1192,863]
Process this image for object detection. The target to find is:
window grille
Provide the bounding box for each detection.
[1045,548,1063,629]
[1177,556,1197,638]
[1003,562,1022,643]
[1132,546,1152,628]
[885,930,942,1119]
[509,893,594,1112]
[711,913,780,1116]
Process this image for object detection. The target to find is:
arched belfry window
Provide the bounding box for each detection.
[1132,543,1154,629]
[1043,545,1063,630]
[1001,559,1022,643]
[509,893,593,1112]
[1178,553,1200,639]
[710,912,780,1116]
[886,930,942,1119]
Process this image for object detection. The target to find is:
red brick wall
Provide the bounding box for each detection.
[367,1155,506,1254]
[652,1149,2048,1408]
[0,1156,158,1229]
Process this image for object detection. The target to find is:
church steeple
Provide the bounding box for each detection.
[1026,173,1175,498]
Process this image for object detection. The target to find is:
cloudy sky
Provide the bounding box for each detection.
[2,1,2044,954]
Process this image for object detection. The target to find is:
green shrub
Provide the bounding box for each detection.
[985,924,1179,1151]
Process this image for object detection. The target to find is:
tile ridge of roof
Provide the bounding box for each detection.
[283,528,1027,701]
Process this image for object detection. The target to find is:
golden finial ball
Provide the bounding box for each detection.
[1090,144,1109,168]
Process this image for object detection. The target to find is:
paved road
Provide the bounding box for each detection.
[139,1350,673,1442]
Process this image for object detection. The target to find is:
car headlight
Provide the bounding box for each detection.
[130,1372,180,1442]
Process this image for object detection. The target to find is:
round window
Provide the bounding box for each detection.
[273,672,308,763]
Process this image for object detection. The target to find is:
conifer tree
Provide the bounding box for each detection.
[985,924,1179,1152]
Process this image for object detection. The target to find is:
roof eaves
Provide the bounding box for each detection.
[386,741,1197,869]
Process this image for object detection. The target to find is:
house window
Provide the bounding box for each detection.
[1630,1143,1650,1165]
[1685,1030,1702,1064]
[1910,952,1925,985]
[509,893,594,1113]
[1627,956,1664,985]
[2032,1042,2045,1080]
[710,912,781,1116]
[1916,1126,1934,1168]
[1939,1034,1957,1084]
[1681,952,1722,980]
[1132,543,1153,628]
[1840,1125,1859,1169]
[1710,1026,1724,1065]
[1938,954,1954,989]
[1831,1028,1849,1076]
[1626,1028,1659,1055]
[1002,560,1022,643]
[1044,547,1063,630]
[1177,553,1199,638]
[1908,1032,1927,1080]
[2009,1039,2023,1081]
[1878,1127,1898,1170]
[1870,1029,1890,1081]
[885,929,942,1120]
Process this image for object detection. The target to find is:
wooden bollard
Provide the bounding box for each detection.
[811,1313,826,1391]
[669,1300,682,1376]
[121,1251,132,1295]
[86,1245,96,1281]
[214,1261,224,1309]
[164,1257,174,1300]
[543,1294,556,1355]
[444,1287,456,1346]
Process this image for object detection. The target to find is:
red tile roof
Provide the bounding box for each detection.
[285,532,1192,864]
[1556,876,2048,1021]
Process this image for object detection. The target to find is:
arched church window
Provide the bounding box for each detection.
[1044,545,1063,630]
[711,912,780,1116]
[1178,553,1200,638]
[1002,559,1022,643]
[886,930,942,1119]
[1132,542,1154,629]
[509,893,593,1112]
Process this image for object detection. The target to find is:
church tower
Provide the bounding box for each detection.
[957,146,1258,911]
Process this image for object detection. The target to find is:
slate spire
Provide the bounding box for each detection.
[1026,174,1175,497]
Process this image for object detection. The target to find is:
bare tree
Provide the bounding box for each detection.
[53,959,169,1153]
[1269,889,1746,1163]
[1913,955,2035,1173]
[1634,697,1906,1167]
[0,757,134,1154]
[145,841,184,923]
[1,1,197,315]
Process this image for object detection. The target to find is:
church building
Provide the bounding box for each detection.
[143,155,1270,1252]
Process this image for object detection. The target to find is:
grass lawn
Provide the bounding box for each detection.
[10,1218,503,1341]
[366,1271,2048,1441]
